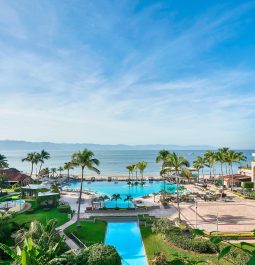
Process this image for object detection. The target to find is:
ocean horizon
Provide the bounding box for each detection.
[2,149,254,177]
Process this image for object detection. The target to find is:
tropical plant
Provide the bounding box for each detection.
[38,150,50,174]
[126,164,136,181]
[64,162,74,178]
[193,156,204,182]
[156,150,170,169]
[111,194,121,208]
[71,149,100,226]
[98,195,110,208]
[51,168,57,178]
[22,152,40,177]
[57,166,64,176]
[124,195,133,208]
[164,152,189,221]
[136,161,148,181]
[0,154,9,170]
[204,151,215,178]
[0,175,8,195]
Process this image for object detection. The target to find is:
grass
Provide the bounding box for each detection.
[10,208,70,226]
[140,226,231,265]
[64,220,107,246]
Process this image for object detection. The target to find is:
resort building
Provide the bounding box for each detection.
[239,153,255,182]
[0,168,32,186]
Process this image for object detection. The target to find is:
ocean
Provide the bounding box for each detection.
[1,149,254,177]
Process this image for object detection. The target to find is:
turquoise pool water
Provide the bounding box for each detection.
[105,222,147,265]
[62,180,177,208]
[0,199,25,209]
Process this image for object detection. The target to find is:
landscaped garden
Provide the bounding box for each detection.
[64,220,107,246]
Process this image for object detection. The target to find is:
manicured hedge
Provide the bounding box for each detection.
[152,218,217,254]
[58,204,71,213]
[165,231,217,253]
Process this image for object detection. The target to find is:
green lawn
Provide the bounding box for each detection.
[140,226,231,265]
[10,208,70,226]
[64,220,107,246]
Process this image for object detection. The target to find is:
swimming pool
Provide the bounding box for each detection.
[0,199,25,209]
[62,180,178,208]
[105,222,147,265]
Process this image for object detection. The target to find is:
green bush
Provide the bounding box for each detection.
[152,218,217,254]
[243,182,254,189]
[58,204,71,213]
[86,244,121,265]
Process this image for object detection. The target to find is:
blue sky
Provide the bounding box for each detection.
[0,0,255,148]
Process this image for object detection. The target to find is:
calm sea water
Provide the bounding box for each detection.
[1,149,254,176]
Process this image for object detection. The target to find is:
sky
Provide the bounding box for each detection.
[0,0,255,148]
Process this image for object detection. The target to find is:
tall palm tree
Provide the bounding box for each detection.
[22,152,40,177]
[50,168,57,178]
[57,166,64,176]
[165,152,189,221]
[98,195,110,208]
[64,162,74,178]
[126,164,136,181]
[0,154,9,170]
[136,161,148,181]
[72,149,100,227]
[38,150,50,174]
[204,151,215,178]
[226,150,246,191]
[124,195,133,208]
[193,156,204,182]
[156,150,170,169]
[218,147,230,175]
[111,194,121,208]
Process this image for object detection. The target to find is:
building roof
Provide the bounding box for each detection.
[0,168,32,183]
[22,184,50,190]
[219,174,251,182]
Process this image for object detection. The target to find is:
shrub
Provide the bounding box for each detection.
[152,218,217,254]
[243,182,254,190]
[86,244,121,265]
[152,252,167,265]
[43,207,51,211]
[58,204,71,213]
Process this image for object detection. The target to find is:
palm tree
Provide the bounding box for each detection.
[51,168,57,178]
[98,195,110,208]
[64,162,74,178]
[38,150,50,174]
[164,152,189,221]
[111,194,121,208]
[57,166,64,177]
[126,164,136,181]
[0,154,9,170]
[156,150,170,169]
[22,152,40,177]
[136,161,148,181]
[124,195,133,208]
[204,151,215,178]
[218,147,230,175]
[72,149,100,227]
[226,150,246,191]
[193,156,204,182]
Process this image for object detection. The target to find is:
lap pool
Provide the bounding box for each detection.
[62,180,180,208]
[105,222,147,265]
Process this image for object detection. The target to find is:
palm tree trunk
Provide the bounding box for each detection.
[176,169,181,221]
[30,163,34,177]
[197,169,200,183]
[39,162,43,175]
[202,167,204,180]
[68,169,70,178]
[77,167,84,227]
[231,164,234,191]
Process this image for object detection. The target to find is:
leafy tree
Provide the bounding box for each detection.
[22,152,40,177]
[0,154,9,169]
[124,195,133,208]
[38,150,50,175]
[136,161,148,181]
[57,166,64,176]
[72,149,100,226]
[111,194,121,208]
[64,162,74,178]
[0,175,8,195]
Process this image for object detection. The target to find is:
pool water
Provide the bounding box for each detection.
[105,222,147,265]
[62,180,177,208]
[0,199,25,209]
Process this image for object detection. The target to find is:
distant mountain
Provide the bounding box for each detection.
[0,140,216,151]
